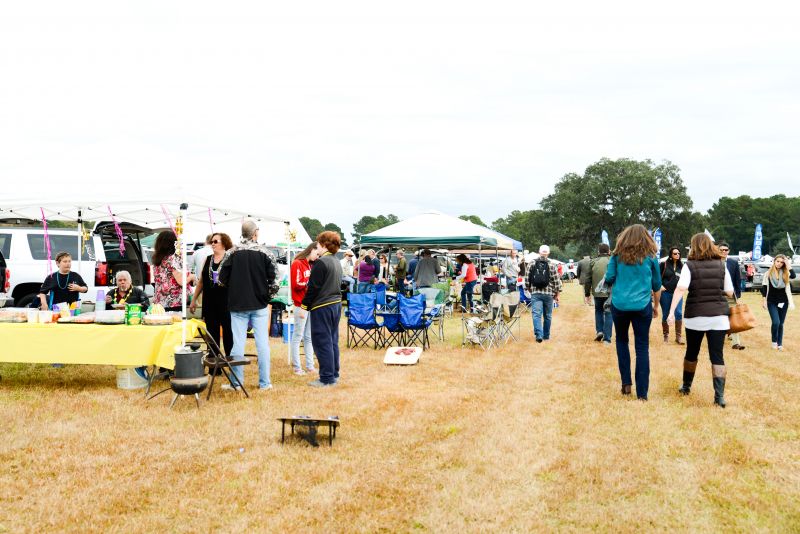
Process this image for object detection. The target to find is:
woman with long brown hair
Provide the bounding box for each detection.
[190,232,234,354]
[152,230,195,312]
[604,224,661,400]
[760,254,795,350]
[289,242,320,375]
[667,233,734,407]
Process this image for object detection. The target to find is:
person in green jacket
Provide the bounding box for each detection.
[584,243,612,344]
[394,249,408,295]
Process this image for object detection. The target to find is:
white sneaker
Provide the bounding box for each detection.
[293,368,307,376]
[259,384,273,391]
[777,345,784,351]
[772,343,779,350]
[221,384,242,392]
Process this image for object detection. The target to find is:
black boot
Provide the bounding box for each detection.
[712,364,726,408]
[679,359,697,395]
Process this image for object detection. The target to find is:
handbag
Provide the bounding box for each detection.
[728,295,756,333]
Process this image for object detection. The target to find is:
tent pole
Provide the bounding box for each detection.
[77,209,83,278]
[179,203,188,348]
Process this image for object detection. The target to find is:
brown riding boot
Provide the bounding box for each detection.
[679,359,697,395]
[662,322,670,343]
[712,364,727,408]
[674,320,686,345]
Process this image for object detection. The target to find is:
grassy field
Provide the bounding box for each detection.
[1,283,799,533]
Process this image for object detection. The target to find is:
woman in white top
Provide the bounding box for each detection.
[667,233,734,407]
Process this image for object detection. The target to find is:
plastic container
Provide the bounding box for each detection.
[116,367,148,389]
[96,290,106,312]
[282,318,294,344]
[26,310,39,323]
[38,310,55,323]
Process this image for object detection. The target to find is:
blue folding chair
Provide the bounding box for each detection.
[399,294,432,349]
[346,293,383,349]
[381,312,405,347]
[518,285,531,313]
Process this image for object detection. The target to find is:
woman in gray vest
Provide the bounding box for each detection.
[667,233,734,407]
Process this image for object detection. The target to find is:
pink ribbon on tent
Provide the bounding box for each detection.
[107,206,126,255]
[40,208,53,275]
[161,205,177,236]
[208,207,215,234]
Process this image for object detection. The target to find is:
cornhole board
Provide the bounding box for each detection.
[383,347,422,365]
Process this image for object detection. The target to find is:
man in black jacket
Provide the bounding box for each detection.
[219,220,278,391]
[718,242,745,350]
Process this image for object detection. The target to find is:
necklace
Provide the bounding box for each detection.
[55,272,70,290]
[113,287,133,305]
[208,255,226,285]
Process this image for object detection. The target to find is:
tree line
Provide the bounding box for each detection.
[300,158,800,259]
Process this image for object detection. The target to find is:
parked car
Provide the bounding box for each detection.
[0,245,11,307]
[0,221,154,308]
[751,264,771,291]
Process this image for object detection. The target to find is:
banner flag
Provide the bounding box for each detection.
[601,230,609,246]
[753,224,763,261]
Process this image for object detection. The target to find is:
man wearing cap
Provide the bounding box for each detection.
[394,249,408,295]
[526,245,563,343]
[340,250,356,293]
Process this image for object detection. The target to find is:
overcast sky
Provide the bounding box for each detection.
[2,2,798,240]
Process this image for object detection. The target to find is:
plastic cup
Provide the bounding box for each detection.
[27,310,39,323]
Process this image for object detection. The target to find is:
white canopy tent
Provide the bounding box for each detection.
[1,194,303,347]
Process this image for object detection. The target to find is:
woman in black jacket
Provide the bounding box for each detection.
[761,255,796,351]
[659,246,685,344]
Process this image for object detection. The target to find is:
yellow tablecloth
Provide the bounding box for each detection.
[0,319,201,370]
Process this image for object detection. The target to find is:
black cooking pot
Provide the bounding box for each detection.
[171,349,208,395]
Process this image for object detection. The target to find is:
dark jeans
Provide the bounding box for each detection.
[659,291,683,323]
[767,302,789,345]
[461,280,477,312]
[205,308,233,355]
[310,303,342,385]
[611,304,652,399]
[593,296,613,342]
[684,328,725,365]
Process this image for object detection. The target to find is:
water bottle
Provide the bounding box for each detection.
[96,290,106,311]
[553,300,559,309]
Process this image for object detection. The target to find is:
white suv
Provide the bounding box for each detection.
[0,221,154,308]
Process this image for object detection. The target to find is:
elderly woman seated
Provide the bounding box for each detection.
[105,270,151,310]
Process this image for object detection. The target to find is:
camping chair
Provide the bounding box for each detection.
[497,291,522,344]
[399,294,432,349]
[481,281,500,305]
[418,287,445,341]
[461,292,504,350]
[432,281,454,317]
[381,311,405,347]
[346,292,383,349]
[375,283,397,311]
[517,285,531,314]
[197,326,251,400]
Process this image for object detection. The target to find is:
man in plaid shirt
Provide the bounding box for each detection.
[526,245,563,343]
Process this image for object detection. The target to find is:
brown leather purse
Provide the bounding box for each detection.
[728,295,756,333]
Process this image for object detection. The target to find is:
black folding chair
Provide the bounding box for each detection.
[198,326,251,399]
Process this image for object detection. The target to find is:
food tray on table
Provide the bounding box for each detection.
[57,313,96,324]
[0,308,30,323]
[383,346,422,365]
[94,310,126,325]
[142,314,174,326]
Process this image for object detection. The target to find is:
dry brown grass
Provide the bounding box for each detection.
[1,284,799,533]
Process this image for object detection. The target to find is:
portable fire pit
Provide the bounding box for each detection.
[278,416,340,447]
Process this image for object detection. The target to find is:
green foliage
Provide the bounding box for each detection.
[352,214,399,243]
[458,214,487,227]
[706,195,800,254]
[299,217,348,246]
[539,158,693,256]
[491,210,549,251]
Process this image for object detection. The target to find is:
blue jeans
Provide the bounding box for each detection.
[357,282,374,294]
[530,293,554,340]
[342,276,355,293]
[659,291,683,322]
[593,296,613,342]
[461,280,477,312]
[290,307,314,371]
[230,308,271,389]
[310,303,342,385]
[767,302,788,345]
[611,304,653,399]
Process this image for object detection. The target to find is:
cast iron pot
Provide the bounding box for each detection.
[171,349,209,395]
